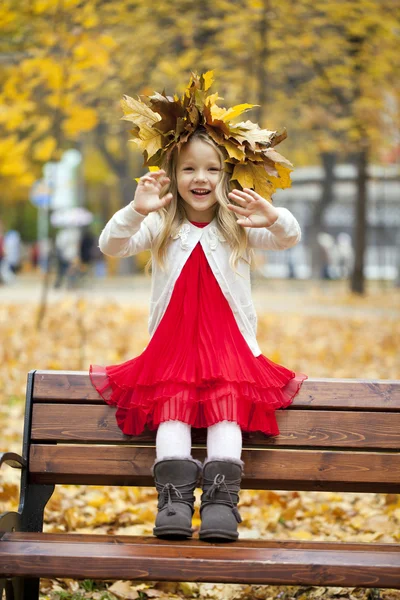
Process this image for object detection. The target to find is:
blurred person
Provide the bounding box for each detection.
[30,241,40,269]
[0,220,4,284]
[38,237,52,272]
[336,232,354,279]
[92,243,107,278]
[317,232,337,280]
[79,226,95,275]
[286,247,297,279]
[54,227,81,288]
[89,73,307,544]
[4,229,22,274]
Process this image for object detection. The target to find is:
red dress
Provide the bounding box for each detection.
[89,220,307,436]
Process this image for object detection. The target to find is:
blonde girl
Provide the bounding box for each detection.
[90,76,307,543]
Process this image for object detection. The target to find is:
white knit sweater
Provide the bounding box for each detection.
[99,204,302,356]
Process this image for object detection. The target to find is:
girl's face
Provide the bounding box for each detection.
[176,138,222,222]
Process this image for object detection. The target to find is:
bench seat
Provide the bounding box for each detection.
[1,371,400,598]
[1,532,399,588]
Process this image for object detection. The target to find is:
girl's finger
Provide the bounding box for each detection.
[160,192,173,204]
[227,203,251,216]
[243,188,261,199]
[228,192,250,206]
[233,189,257,203]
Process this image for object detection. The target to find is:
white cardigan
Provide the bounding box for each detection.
[99,204,302,357]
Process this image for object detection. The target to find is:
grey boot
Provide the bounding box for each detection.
[152,456,202,539]
[199,456,244,542]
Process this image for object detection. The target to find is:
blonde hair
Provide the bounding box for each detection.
[145,129,255,276]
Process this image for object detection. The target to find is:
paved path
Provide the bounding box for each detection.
[1,273,398,318]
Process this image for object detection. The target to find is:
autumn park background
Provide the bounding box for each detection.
[1,1,400,599]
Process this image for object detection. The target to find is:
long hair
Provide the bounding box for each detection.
[145,129,255,276]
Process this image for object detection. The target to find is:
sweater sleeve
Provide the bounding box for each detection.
[98,204,155,257]
[246,206,302,251]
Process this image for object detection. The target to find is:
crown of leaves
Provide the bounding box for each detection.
[121,71,293,200]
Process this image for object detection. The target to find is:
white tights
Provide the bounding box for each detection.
[155,419,242,460]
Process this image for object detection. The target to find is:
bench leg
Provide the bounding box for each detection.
[18,483,55,600]
[5,577,24,600]
[0,578,39,600]
[20,483,54,533]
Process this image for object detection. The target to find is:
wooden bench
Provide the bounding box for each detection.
[1,370,400,599]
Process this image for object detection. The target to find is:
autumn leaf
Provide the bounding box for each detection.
[209,103,255,123]
[232,120,278,147]
[224,139,246,160]
[201,70,215,91]
[267,162,293,190]
[128,122,163,159]
[232,162,275,198]
[121,95,159,121]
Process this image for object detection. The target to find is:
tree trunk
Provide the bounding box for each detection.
[309,151,337,279]
[350,145,368,294]
[255,0,269,124]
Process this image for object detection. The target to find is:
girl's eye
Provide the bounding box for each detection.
[209,168,220,172]
[183,167,193,171]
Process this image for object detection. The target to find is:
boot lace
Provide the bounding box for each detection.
[155,479,197,516]
[204,473,242,523]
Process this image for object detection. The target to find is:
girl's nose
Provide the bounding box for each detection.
[194,173,208,182]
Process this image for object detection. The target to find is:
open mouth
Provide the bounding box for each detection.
[191,189,211,197]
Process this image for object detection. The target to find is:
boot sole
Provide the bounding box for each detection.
[199,529,238,542]
[153,526,193,539]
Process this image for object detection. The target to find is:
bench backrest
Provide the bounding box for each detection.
[26,371,400,493]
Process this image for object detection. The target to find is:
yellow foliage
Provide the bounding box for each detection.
[0,284,399,598]
[0,136,31,177]
[32,137,57,162]
[63,105,98,137]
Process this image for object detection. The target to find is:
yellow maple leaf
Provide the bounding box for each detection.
[129,123,162,160]
[120,95,161,125]
[210,103,254,124]
[224,140,245,160]
[267,162,292,190]
[202,70,215,91]
[250,164,275,199]
[233,120,277,148]
[232,163,254,190]
[232,163,274,199]
[205,92,222,106]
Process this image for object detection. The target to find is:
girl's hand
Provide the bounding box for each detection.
[131,170,173,216]
[227,188,279,228]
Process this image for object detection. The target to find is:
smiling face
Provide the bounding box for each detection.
[176,138,222,222]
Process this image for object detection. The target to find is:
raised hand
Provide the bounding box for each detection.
[131,170,173,216]
[227,188,279,228]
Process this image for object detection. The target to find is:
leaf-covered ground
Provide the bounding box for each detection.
[1,280,399,599]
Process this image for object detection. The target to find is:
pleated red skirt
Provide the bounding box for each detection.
[90,220,307,436]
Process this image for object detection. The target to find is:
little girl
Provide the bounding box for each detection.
[90,72,307,543]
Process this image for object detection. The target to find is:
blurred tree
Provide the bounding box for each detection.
[0,0,398,293]
[273,0,400,293]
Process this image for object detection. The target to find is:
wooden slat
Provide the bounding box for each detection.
[4,532,400,553]
[0,533,399,587]
[31,403,400,449]
[32,371,400,411]
[29,445,400,492]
